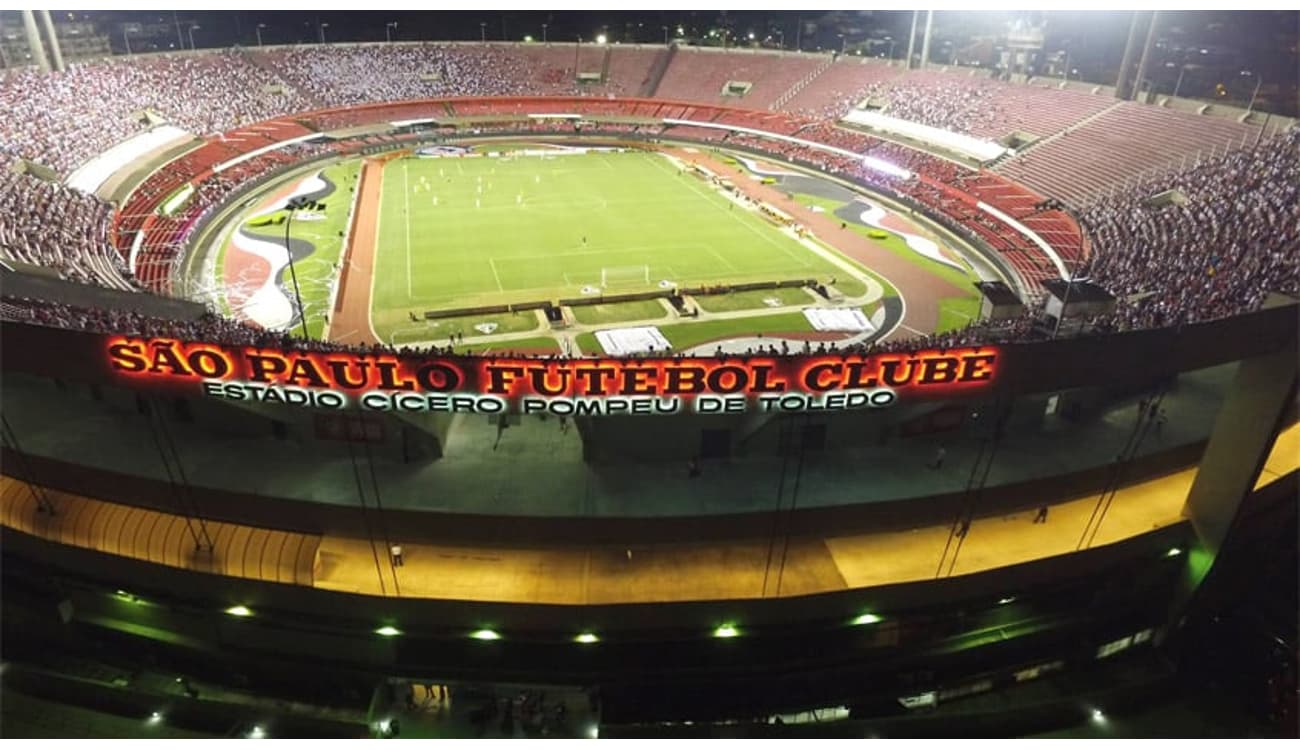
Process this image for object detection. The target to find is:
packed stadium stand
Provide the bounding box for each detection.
[0,43,1295,340]
[1081,128,1300,329]
[0,50,311,174]
[1,34,1298,740]
[0,171,132,289]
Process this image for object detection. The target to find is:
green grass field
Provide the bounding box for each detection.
[458,336,562,355]
[391,310,541,347]
[656,311,815,351]
[936,296,983,333]
[369,149,881,343]
[692,286,816,313]
[569,299,670,326]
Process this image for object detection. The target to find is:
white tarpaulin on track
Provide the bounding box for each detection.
[803,308,874,332]
[596,326,671,356]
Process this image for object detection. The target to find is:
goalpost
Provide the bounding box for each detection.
[600,265,651,289]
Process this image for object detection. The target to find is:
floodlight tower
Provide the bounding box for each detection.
[919,10,934,70]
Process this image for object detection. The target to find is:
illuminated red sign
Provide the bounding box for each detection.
[105,337,998,416]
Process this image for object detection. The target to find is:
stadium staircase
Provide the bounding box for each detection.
[770,57,834,112]
[997,99,1125,163]
[600,47,613,84]
[639,44,677,98]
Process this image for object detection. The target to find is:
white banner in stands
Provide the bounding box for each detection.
[841,110,1008,164]
[804,308,874,332]
[595,326,671,356]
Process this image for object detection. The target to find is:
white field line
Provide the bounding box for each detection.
[648,153,812,270]
[488,258,505,292]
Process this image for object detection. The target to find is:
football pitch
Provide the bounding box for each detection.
[369,149,871,341]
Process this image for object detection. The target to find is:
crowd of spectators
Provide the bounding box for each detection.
[0,171,134,289]
[0,294,1041,361]
[1,50,311,174]
[2,45,1296,357]
[861,74,1002,135]
[255,45,538,107]
[1079,128,1300,329]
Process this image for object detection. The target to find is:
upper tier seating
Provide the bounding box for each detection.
[0,50,312,174]
[654,48,824,110]
[844,67,1116,142]
[997,101,1262,207]
[1078,129,1299,329]
[507,45,661,98]
[253,44,535,106]
[781,57,902,120]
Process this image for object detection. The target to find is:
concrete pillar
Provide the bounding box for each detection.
[919,10,934,70]
[1182,350,1297,558]
[1168,295,1299,629]
[1114,11,1144,100]
[905,10,918,70]
[38,10,64,72]
[1132,10,1160,102]
[21,10,50,72]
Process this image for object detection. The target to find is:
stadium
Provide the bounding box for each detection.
[0,8,1297,739]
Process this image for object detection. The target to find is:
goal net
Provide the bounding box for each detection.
[601,265,651,289]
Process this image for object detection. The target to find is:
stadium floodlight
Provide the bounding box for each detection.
[596,33,608,45]
[123,23,139,56]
